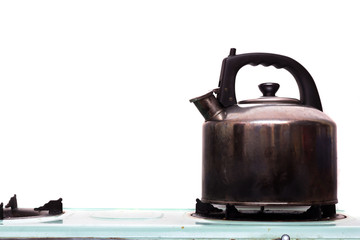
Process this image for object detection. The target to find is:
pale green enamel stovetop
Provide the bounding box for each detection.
[1,209,360,239]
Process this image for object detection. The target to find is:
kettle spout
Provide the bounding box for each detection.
[189,89,224,121]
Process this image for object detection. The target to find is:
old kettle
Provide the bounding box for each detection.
[190,49,337,208]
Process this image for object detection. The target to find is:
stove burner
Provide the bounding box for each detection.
[193,199,345,221]
[0,195,63,220]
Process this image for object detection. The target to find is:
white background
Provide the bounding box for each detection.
[0,1,359,214]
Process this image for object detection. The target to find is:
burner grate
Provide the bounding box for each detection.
[193,199,344,221]
[0,195,63,220]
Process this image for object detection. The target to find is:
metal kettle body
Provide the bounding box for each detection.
[191,49,337,207]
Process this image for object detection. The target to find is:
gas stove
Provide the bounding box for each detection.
[1,51,357,240]
[1,196,360,240]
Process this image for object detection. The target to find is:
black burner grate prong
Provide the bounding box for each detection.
[5,194,18,210]
[34,198,63,215]
[195,199,224,218]
[0,202,3,220]
[225,204,242,219]
[321,204,336,218]
[303,205,322,220]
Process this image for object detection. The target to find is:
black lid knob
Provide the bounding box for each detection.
[259,82,280,97]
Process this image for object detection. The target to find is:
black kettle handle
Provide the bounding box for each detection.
[217,49,323,111]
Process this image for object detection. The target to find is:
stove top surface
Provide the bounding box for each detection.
[1,208,360,240]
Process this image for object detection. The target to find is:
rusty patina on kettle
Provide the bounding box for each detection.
[190,49,337,207]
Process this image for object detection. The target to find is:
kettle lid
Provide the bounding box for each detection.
[239,82,301,105]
